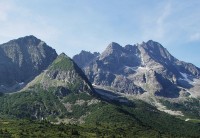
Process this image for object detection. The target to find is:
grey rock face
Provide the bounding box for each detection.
[74,40,200,98]
[73,50,100,68]
[0,35,57,92]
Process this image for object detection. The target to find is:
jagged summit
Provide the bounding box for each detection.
[5,35,43,46]
[74,40,200,98]
[146,40,161,46]
[107,42,122,49]
[17,35,40,41]
[100,42,124,61]
[73,50,100,68]
[103,42,123,52]
[140,40,175,62]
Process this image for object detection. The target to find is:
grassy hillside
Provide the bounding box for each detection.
[160,98,200,119]
[0,89,200,137]
[0,54,200,137]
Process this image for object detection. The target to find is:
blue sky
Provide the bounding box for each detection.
[0,0,200,67]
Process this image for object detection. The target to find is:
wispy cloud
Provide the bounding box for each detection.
[0,0,199,66]
[138,1,172,44]
[138,1,200,48]
[155,2,171,39]
[189,33,200,42]
[0,0,60,49]
[0,1,13,21]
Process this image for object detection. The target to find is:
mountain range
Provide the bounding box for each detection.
[73,40,200,98]
[0,36,200,137]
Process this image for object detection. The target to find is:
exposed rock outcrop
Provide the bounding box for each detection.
[74,40,200,98]
[0,35,57,92]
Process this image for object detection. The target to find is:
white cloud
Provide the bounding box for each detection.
[138,1,172,44]
[0,1,60,50]
[0,0,199,63]
[189,33,200,42]
[0,1,12,21]
[155,2,171,39]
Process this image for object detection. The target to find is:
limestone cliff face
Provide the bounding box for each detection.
[74,40,200,98]
[0,35,57,92]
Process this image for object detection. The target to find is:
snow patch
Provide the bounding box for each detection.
[185,118,190,121]
[19,82,24,85]
[192,78,199,84]
[137,66,149,71]
[141,56,144,65]
[180,72,189,80]
[124,66,138,70]
[180,72,192,83]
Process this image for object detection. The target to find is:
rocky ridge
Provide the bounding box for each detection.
[73,40,200,98]
[5,52,98,121]
[24,53,95,95]
[73,50,100,68]
[0,35,57,92]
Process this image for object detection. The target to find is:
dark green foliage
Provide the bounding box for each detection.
[63,92,97,119]
[0,117,198,138]
[0,92,4,97]
[83,100,200,137]
[0,88,67,119]
[49,53,74,71]
[0,119,80,137]
[160,98,200,119]
[67,79,84,93]
[1,89,200,137]
[63,92,92,104]
[0,85,200,137]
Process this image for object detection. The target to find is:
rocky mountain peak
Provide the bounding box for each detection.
[74,40,200,98]
[107,42,122,49]
[146,40,161,47]
[0,36,57,92]
[100,42,123,60]
[136,40,176,67]
[103,42,123,53]
[73,50,100,68]
[7,35,42,47]
[25,53,95,95]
